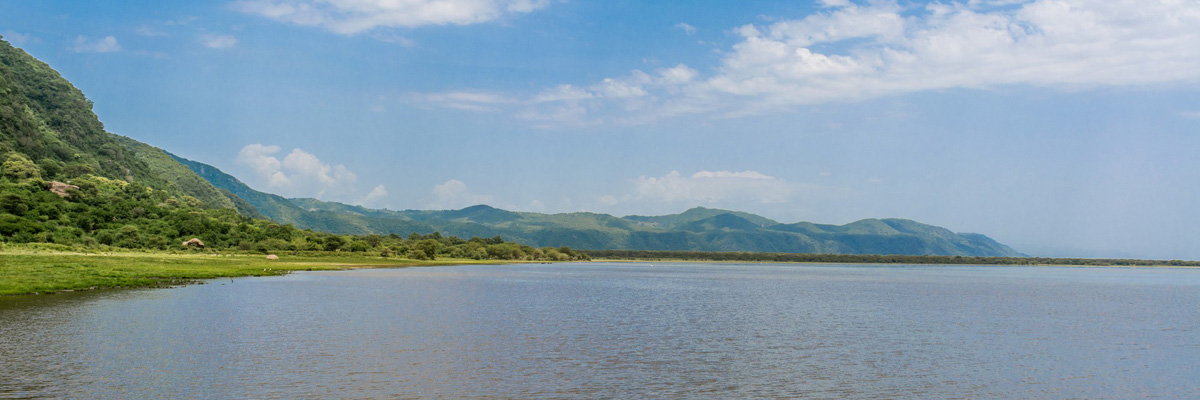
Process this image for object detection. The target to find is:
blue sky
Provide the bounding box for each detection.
[2,0,1199,259]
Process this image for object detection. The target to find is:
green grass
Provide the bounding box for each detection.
[0,247,515,296]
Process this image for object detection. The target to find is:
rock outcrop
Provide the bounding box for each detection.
[46,181,79,198]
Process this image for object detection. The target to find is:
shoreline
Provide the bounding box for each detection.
[8,251,1200,297]
[0,250,528,296]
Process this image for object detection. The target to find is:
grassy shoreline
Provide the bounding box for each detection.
[0,247,521,296]
[9,247,1199,297]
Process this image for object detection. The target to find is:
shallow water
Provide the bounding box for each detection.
[2,263,1198,399]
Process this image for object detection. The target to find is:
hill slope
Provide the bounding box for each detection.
[0,37,591,263]
[0,36,1023,258]
[176,156,1023,257]
[0,37,239,210]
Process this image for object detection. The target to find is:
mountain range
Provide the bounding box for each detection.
[173,153,1023,257]
[0,35,1022,257]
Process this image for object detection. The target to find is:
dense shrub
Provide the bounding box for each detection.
[0,154,588,262]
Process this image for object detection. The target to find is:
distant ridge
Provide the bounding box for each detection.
[1,34,1025,259]
[0,33,1022,258]
[175,156,1024,257]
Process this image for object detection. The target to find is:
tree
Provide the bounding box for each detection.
[323,235,346,251]
[411,239,441,260]
[36,158,63,179]
[2,153,41,180]
[0,192,29,215]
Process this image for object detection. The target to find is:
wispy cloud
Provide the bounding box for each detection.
[71,35,121,53]
[420,64,701,127]
[423,0,1200,127]
[415,91,520,111]
[233,0,556,35]
[675,22,696,35]
[370,32,416,47]
[631,170,793,204]
[200,34,238,49]
[135,26,167,37]
[2,31,34,46]
[589,169,850,221]
[1181,110,1200,120]
[361,184,389,208]
[428,179,494,209]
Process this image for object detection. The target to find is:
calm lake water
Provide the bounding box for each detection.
[2,262,1199,399]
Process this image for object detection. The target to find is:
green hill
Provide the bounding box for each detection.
[0,36,290,249]
[0,36,586,262]
[0,36,287,249]
[174,155,1023,257]
[0,34,1023,258]
[626,206,778,229]
[0,36,239,210]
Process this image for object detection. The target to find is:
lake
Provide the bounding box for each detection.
[2,262,1199,399]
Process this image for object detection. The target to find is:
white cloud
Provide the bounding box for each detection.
[675,22,697,35]
[361,184,388,207]
[166,16,199,26]
[416,91,519,111]
[370,32,416,46]
[427,0,1200,126]
[422,64,701,127]
[200,34,239,49]
[236,144,284,178]
[633,170,793,204]
[1181,110,1200,119]
[819,0,854,7]
[233,0,555,35]
[235,144,382,205]
[429,179,494,209]
[136,26,167,37]
[585,169,858,222]
[135,17,198,38]
[2,31,33,46]
[71,35,121,53]
[690,170,774,180]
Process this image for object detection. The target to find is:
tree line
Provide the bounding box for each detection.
[0,150,588,262]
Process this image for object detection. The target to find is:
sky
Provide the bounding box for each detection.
[2,0,1199,259]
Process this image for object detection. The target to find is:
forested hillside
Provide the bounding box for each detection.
[0,34,1021,258]
[0,36,586,262]
[0,37,226,204]
[177,156,1024,257]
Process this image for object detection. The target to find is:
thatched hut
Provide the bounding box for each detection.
[265,254,279,260]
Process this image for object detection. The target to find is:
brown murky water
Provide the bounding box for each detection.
[2,263,1199,399]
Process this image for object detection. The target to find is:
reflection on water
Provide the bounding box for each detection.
[2,263,1199,399]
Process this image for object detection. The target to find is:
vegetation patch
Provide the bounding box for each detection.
[0,247,533,296]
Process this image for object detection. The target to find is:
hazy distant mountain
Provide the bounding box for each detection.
[176,157,1023,257]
